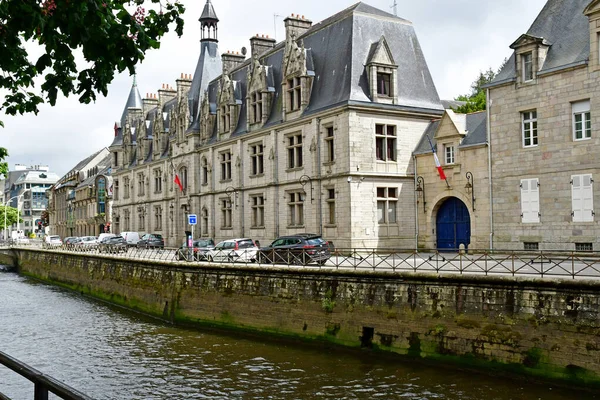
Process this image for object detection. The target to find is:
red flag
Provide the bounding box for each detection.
[174,174,183,192]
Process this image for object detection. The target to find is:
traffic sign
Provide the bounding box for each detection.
[188,214,197,225]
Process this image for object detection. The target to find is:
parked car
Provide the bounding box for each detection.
[257,234,332,265]
[137,233,165,249]
[176,239,215,261]
[44,235,63,247]
[98,235,128,254]
[205,238,258,263]
[98,233,116,243]
[120,231,141,246]
[77,236,99,251]
[64,237,82,249]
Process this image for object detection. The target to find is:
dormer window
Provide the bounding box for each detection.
[377,73,391,96]
[522,52,533,82]
[250,92,263,124]
[287,77,302,111]
[220,105,230,133]
[366,36,398,105]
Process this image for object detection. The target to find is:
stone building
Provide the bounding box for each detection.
[110,1,444,249]
[486,0,600,250]
[413,110,489,250]
[49,149,111,238]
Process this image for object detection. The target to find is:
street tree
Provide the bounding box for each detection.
[0,206,22,230]
[0,0,186,170]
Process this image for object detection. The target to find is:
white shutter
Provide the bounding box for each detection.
[573,174,594,222]
[521,178,540,223]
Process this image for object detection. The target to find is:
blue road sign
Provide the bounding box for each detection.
[188,214,197,225]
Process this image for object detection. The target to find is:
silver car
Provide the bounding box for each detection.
[205,238,258,263]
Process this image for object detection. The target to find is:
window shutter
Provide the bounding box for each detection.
[521,179,540,223]
[572,175,584,222]
[573,174,595,222]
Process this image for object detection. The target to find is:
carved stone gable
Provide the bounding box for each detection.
[283,39,307,78]
[248,57,268,93]
[367,36,396,66]
[218,74,235,105]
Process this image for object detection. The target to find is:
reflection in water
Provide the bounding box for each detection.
[0,272,596,400]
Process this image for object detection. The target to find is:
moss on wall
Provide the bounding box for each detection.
[12,248,600,389]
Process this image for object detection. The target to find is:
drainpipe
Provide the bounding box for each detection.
[486,88,494,250]
[316,118,323,236]
[413,155,419,250]
[239,139,244,238]
[273,129,279,238]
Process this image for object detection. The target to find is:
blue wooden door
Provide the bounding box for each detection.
[436,198,471,250]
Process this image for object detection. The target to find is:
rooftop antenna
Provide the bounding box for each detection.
[390,0,398,16]
[274,13,283,41]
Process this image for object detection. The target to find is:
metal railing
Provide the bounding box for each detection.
[5,242,600,280]
[0,351,92,400]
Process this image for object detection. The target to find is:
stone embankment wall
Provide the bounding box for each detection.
[10,248,600,387]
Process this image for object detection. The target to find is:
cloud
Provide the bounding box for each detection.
[0,0,547,177]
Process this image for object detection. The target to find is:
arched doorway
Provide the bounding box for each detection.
[436,197,471,250]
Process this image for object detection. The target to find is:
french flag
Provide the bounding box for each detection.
[427,136,447,180]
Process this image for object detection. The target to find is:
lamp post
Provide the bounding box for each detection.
[299,175,314,203]
[465,171,475,211]
[225,186,238,209]
[415,176,426,213]
[4,189,30,240]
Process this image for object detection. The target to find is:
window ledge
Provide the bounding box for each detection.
[324,224,337,228]
[220,227,233,230]
[285,167,304,173]
[287,225,305,229]
[323,161,336,166]
[250,226,266,230]
[375,160,398,164]
[219,179,233,184]
[249,173,265,179]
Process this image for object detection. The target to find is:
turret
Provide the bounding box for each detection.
[200,0,219,42]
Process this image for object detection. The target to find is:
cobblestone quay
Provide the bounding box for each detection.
[5,248,600,388]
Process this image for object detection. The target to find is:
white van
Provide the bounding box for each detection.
[120,232,140,246]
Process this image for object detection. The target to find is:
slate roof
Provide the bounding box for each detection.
[200,0,218,22]
[187,41,222,132]
[490,0,590,86]
[413,111,487,155]
[76,154,112,189]
[120,79,143,127]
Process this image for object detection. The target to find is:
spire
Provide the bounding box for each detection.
[120,76,143,127]
[200,0,218,41]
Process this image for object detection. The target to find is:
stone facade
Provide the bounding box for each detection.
[488,0,600,250]
[110,2,444,249]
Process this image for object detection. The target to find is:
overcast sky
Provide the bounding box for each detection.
[1,0,548,177]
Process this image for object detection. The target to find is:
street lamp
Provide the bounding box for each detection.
[415,176,426,213]
[299,175,314,203]
[465,171,476,211]
[225,186,238,209]
[4,189,30,241]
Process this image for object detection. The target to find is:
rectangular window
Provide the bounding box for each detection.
[376,187,397,224]
[375,124,397,161]
[522,52,533,82]
[376,73,391,96]
[154,206,162,231]
[287,77,302,111]
[221,105,230,133]
[576,242,593,252]
[137,173,145,196]
[114,181,119,201]
[250,92,263,124]
[220,151,232,181]
[520,178,540,223]
[444,145,455,165]
[202,209,209,236]
[287,134,303,169]
[251,195,265,228]
[522,111,538,147]
[201,158,209,185]
[326,188,336,225]
[221,198,232,228]
[572,100,591,141]
[250,143,264,176]
[324,126,335,163]
[288,191,305,227]
[124,178,130,199]
[154,169,162,193]
[571,174,594,222]
[524,242,539,251]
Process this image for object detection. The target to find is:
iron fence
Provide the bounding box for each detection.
[0,351,92,400]
[4,242,600,280]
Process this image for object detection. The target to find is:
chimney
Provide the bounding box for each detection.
[176,73,193,99]
[158,83,177,111]
[221,51,245,74]
[284,14,312,41]
[142,93,159,115]
[250,34,276,59]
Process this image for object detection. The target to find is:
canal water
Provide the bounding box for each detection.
[0,271,597,400]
